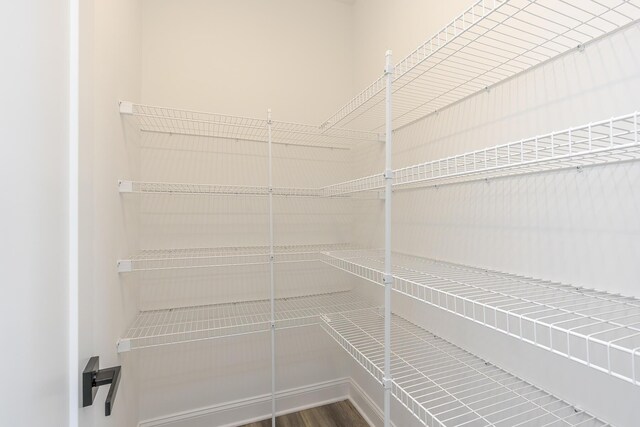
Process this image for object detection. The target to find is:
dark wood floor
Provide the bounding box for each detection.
[240,400,369,427]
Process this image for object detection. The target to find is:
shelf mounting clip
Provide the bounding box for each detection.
[119,101,134,115]
[383,377,393,390]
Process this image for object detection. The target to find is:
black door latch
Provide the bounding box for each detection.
[82,356,121,416]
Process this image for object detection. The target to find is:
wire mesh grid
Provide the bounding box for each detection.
[322,111,640,195]
[123,112,640,198]
[122,103,380,148]
[119,243,358,272]
[121,179,388,198]
[322,0,640,132]
[123,181,328,197]
[321,309,609,426]
[321,250,640,386]
[119,290,376,352]
[322,173,387,197]
[393,112,640,188]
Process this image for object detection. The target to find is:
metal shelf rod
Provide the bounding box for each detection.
[383,50,394,427]
[267,109,276,427]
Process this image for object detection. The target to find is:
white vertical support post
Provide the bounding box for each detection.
[267,109,276,427]
[383,50,394,427]
[569,129,573,155]
[610,117,614,146]
[520,140,524,163]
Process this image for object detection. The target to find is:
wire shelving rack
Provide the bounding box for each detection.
[120,102,380,148]
[118,181,329,198]
[321,249,640,386]
[323,111,640,196]
[117,243,356,273]
[117,290,376,352]
[321,309,610,427]
[116,1,640,425]
[120,111,640,200]
[322,0,640,132]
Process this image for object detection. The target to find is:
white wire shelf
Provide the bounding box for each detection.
[321,249,640,386]
[394,112,640,188]
[322,173,387,197]
[119,102,380,148]
[122,112,640,199]
[322,0,640,132]
[322,309,609,427]
[117,243,358,273]
[118,180,347,198]
[117,290,376,352]
[323,112,640,196]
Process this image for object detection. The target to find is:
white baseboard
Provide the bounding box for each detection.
[138,376,389,427]
[139,377,350,427]
[348,379,383,427]
[348,379,397,427]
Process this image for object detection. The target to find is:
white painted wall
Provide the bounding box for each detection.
[136,327,351,426]
[78,1,143,426]
[140,0,355,124]
[0,1,70,426]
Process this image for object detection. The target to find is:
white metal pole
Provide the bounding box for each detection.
[268,109,276,427]
[383,50,394,427]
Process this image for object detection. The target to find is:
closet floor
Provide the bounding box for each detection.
[239,400,369,427]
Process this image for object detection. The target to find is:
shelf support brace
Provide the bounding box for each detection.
[383,50,394,427]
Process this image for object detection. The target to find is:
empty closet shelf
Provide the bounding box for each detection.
[118,180,339,198]
[321,309,609,427]
[323,112,640,196]
[117,290,376,352]
[117,243,357,272]
[321,250,640,385]
[322,0,640,132]
[392,113,640,188]
[119,102,379,147]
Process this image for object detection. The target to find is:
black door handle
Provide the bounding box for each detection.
[82,356,121,416]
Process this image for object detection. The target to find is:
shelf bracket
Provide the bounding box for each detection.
[117,339,131,353]
[83,356,122,416]
[118,180,133,193]
[117,260,132,273]
[119,101,134,115]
